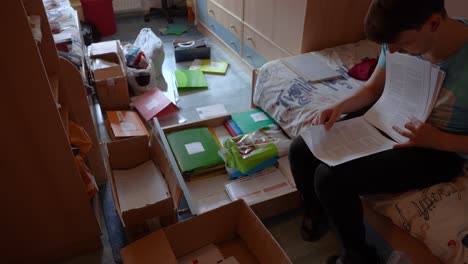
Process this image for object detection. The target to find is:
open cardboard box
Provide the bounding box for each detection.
[121,199,291,264]
[89,40,130,110]
[107,135,177,241]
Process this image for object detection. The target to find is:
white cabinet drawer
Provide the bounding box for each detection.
[207,0,243,40]
[211,0,243,19]
[243,24,290,61]
[152,115,301,219]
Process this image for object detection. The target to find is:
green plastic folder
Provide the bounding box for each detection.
[163,23,189,35]
[174,69,208,91]
[194,59,229,75]
[166,127,224,173]
[231,109,276,134]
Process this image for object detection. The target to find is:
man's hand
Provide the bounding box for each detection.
[310,104,344,130]
[393,116,443,149]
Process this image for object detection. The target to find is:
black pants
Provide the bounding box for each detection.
[289,136,464,253]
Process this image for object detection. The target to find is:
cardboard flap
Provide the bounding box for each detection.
[107,136,150,169]
[113,161,170,213]
[164,201,241,258]
[237,201,290,263]
[121,229,177,264]
[150,126,183,208]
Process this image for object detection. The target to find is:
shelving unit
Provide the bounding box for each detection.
[1,0,104,262]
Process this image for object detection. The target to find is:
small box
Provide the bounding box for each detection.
[107,135,177,241]
[89,40,130,110]
[173,39,211,62]
[121,200,291,263]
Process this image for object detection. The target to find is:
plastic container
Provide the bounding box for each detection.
[81,0,116,36]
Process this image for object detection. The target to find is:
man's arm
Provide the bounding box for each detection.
[339,65,386,114]
[394,116,468,154]
[312,65,387,129]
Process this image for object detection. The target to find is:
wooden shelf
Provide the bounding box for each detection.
[49,73,59,102]
[58,104,70,135]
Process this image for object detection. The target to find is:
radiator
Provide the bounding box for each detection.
[113,0,144,13]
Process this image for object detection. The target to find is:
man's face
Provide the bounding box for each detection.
[388,28,433,56]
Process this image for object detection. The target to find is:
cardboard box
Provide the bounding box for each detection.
[89,40,130,110]
[107,135,177,241]
[121,200,291,264]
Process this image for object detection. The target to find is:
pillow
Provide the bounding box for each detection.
[369,170,468,263]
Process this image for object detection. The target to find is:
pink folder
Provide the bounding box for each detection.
[133,88,178,121]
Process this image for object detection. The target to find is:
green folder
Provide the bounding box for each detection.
[231,109,276,134]
[174,69,208,91]
[166,127,224,173]
[193,59,229,75]
[165,23,189,35]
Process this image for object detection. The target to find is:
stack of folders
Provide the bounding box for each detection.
[167,127,225,179]
[230,109,277,134]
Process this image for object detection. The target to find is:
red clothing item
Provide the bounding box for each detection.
[348,58,378,81]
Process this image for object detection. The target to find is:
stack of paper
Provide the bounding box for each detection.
[225,168,295,205]
[167,127,225,179]
[301,52,445,166]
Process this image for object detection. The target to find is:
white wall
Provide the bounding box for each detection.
[446,0,468,18]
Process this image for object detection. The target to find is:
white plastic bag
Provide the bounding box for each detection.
[134,28,167,90]
[127,60,157,95]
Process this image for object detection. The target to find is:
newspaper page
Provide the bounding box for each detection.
[301,117,395,166]
[301,52,443,166]
[363,52,436,143]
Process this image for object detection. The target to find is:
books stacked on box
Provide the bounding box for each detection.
[166,127,226,179]
[224,109,277,136]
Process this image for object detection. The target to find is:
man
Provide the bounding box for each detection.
[288,0,468,263]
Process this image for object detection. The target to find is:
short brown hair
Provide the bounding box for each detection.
[365,0,447,44]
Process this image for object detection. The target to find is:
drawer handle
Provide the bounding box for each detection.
[246,54,252,58]
[246,36,253,41]
[209,9,214,13]
[229,24,235,29]
[209,24,215,27]
[229,41,236,46]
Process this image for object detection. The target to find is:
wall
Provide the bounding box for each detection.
[446,0,468,18]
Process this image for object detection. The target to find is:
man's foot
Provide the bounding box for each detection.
[300,209,329,241]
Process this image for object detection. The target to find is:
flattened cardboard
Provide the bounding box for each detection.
[107,135,176,239]
[121,200,291,264]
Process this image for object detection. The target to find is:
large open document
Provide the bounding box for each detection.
[301,52,445,166]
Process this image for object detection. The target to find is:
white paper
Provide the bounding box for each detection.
[120,122,137,132]
[145,99,159,110]
[196,104,228,119]
[212,125,231,146]
[225,169,295,205]
[301,117,395,166]
[189,59,202,70]
[363,52,439,143]
[250,112,268,122]
[187,174,231,214]
[185,142,205,155]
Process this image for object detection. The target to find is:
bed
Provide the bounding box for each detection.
[252,40,468,264]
